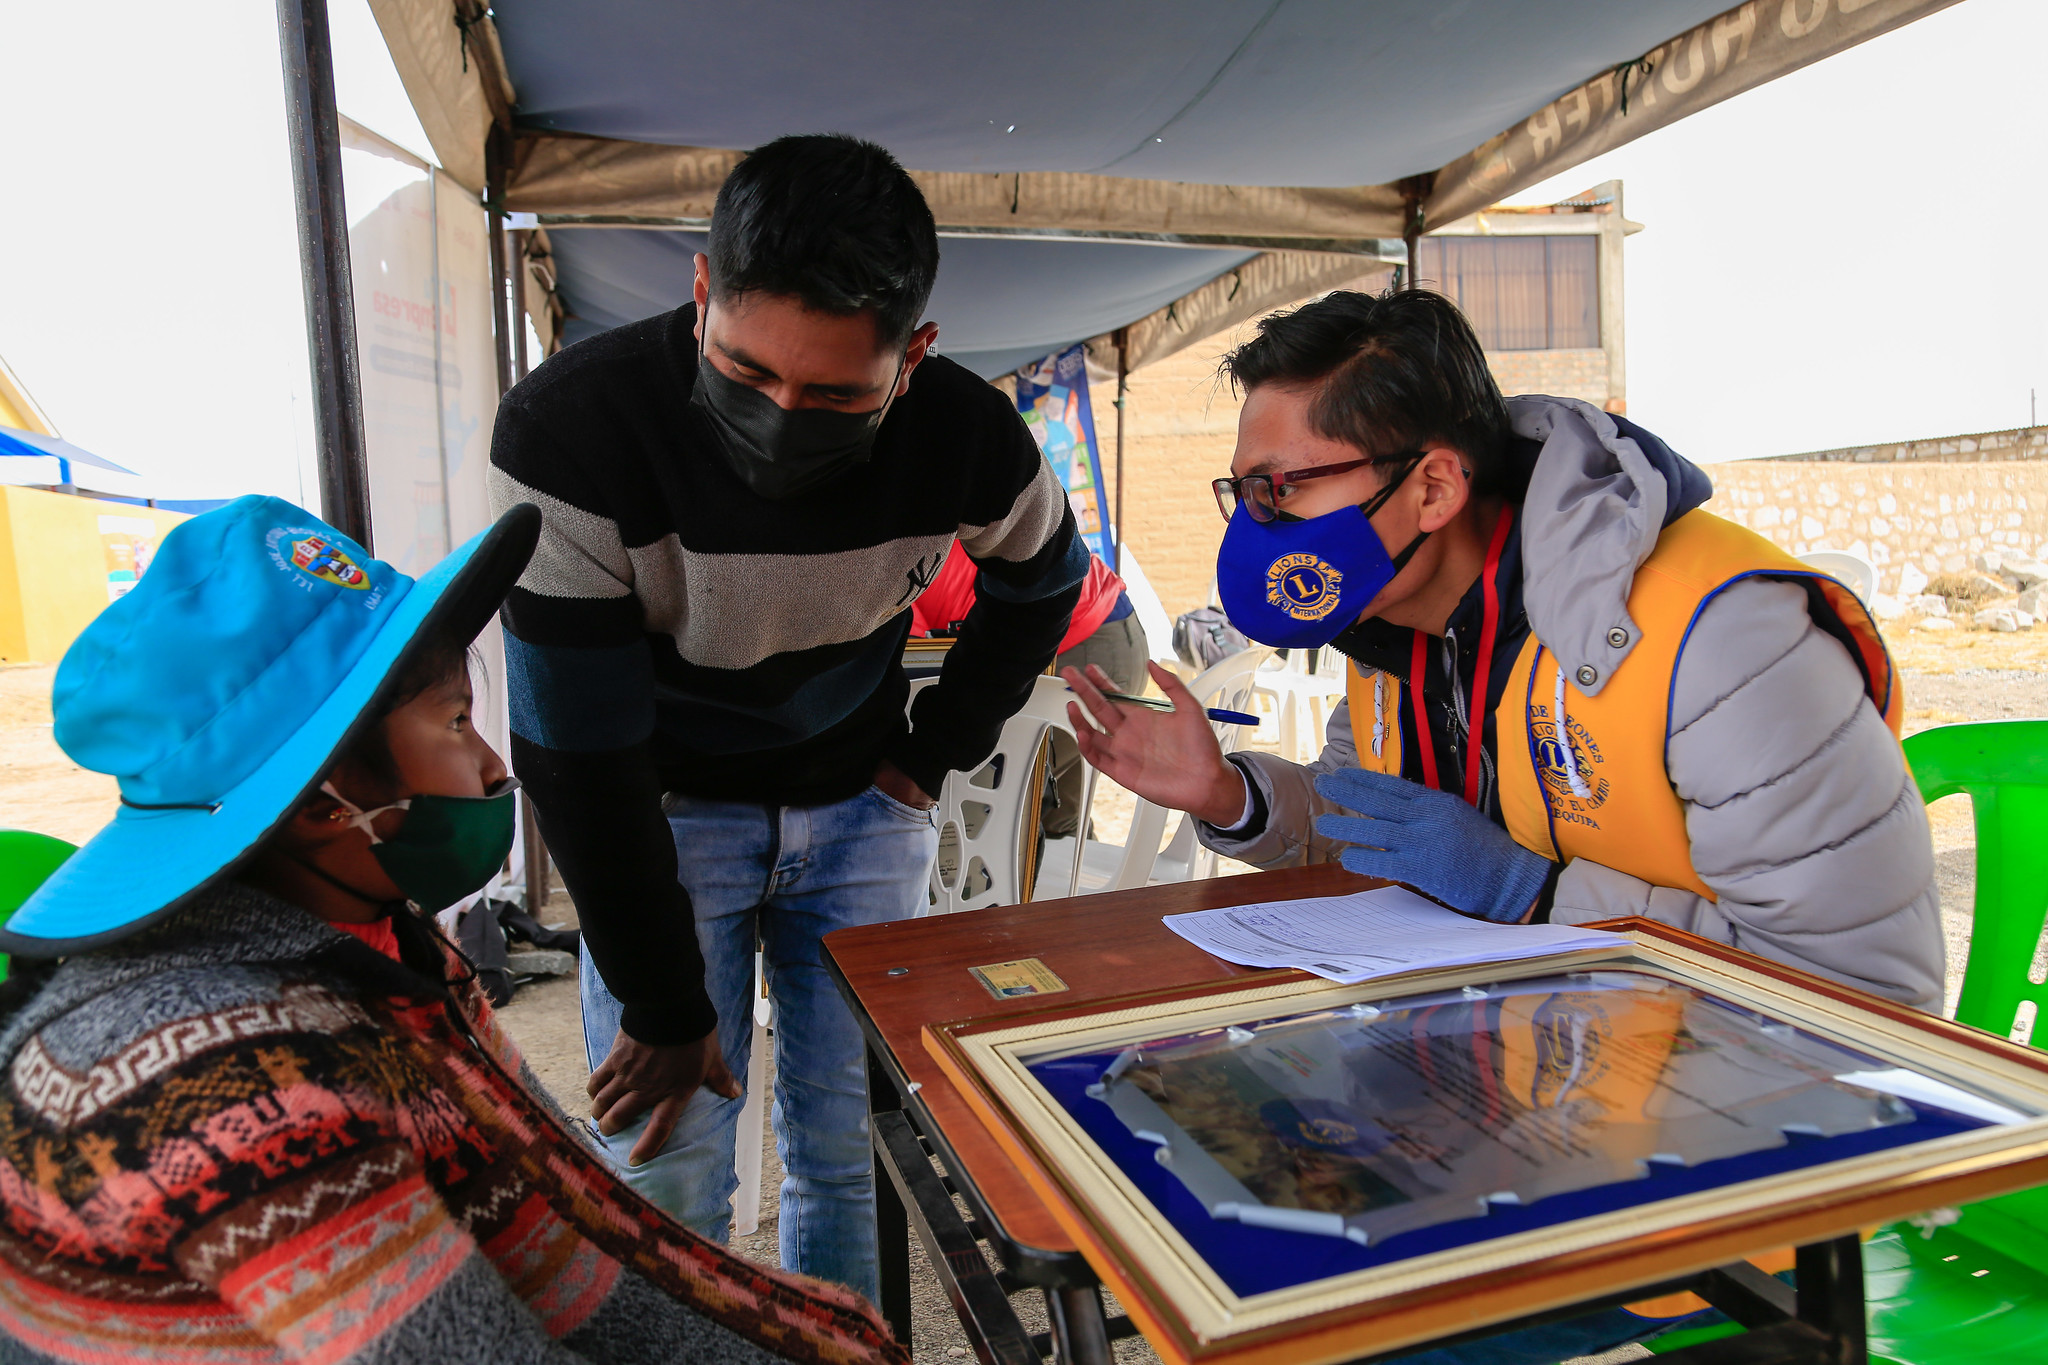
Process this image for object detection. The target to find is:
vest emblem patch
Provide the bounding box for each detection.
[1266,552,1344,621]
[1531,705,1610,825]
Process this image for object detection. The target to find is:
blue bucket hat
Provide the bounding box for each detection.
[0,495,540,955]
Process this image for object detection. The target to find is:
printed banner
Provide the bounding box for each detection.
[1015,344,1113,561]
[97,515,159,602]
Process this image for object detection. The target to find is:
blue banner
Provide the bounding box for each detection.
[1015,343,1112,561]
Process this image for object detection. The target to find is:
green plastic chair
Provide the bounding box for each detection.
[1862,720,2048,1363]
[1908,720,2048,1042]
[0,829,79,983]
[1653,720,2048,1361]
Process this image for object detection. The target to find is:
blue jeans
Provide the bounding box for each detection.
[580,785,937,1303]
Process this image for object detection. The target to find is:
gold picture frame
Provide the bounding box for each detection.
[924,921,2048,1365]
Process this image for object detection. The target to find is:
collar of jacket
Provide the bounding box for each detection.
[1333,495,1531,684]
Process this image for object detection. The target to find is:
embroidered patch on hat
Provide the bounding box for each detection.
[1266,552,1344,622]
[266,527,384,607]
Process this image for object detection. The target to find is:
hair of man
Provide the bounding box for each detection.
[706,132,940,349]
[1219,288,1522,502]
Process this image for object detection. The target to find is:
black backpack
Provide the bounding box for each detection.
[456,897,580,1006]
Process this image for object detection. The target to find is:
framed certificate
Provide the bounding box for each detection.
[923,920,2048,1365]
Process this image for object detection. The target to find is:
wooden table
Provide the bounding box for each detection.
[824,865,1869,1365]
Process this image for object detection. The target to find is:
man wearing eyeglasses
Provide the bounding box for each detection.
[1064,289,1941,1017]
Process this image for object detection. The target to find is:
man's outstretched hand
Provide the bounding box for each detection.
[1063,660,1246,827]
[589,1029,742,1167]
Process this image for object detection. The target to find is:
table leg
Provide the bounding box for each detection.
[1044,1284,1113,1365]
[868,1046,913,1347]
[1795,1235,1866,1365]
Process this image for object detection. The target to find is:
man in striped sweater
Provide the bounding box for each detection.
[488,134,1084,1299]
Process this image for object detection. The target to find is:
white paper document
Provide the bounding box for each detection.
[1162,885,1626,984]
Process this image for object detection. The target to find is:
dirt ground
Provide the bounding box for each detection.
[5,626,2045,1364]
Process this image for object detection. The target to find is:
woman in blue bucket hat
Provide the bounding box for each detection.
[0,498,903,1364]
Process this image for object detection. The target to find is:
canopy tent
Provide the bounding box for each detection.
[362,0,1958,378]
[0,426,137,479]
[283,0,1964,544]
[271,0,1970,983]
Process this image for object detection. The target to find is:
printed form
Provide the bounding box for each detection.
[1163,885,1624,984]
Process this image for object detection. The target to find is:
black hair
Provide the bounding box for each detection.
[707,133,939,348]
[341,633,477,793]
[1220,289,1521,502]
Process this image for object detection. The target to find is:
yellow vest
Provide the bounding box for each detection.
[1346,510,1902,900]
[1347,510,1898,1318]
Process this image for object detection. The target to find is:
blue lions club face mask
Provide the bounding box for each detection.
[1214,458,1428,650]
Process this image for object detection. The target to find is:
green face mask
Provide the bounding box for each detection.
[322,776,519,912]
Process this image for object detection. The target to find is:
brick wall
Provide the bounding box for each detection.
[1483,348,1609,407]
[1114,320,1254,619]
[1706,460,2048,593]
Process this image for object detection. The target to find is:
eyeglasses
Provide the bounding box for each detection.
[1212,451,1424,524]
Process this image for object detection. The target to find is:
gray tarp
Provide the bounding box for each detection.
[369,0,1957,369]
[548,227,1263,378]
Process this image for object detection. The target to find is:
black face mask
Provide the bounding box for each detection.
[688,305,906,500]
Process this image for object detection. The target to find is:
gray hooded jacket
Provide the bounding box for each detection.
[1200,397,1944,1009]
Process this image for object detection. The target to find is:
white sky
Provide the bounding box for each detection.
[0,0,2041,500]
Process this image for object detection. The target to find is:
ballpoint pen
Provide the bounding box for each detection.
[1074,688,1261,727]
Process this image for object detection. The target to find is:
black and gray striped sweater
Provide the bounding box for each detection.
[489,305,1083,1043]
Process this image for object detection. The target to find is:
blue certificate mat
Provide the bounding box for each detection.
[1023,971,2016,1298]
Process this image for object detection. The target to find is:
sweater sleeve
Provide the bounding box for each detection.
[90,1016,586,1365]
[1195,700,1361,868]
[155,1026,790,1365]
[1549,577,1945,1008]
[490,406,715,1046]
[177,1140,588,1364]
[887,421,1085,797]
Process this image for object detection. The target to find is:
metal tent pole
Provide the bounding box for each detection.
[487,128,515,400]
[1112,329,1129,576]
[274,0,372,546]
[504,224,551,912]
[511,229,531,381]
[1399,172,1436,295]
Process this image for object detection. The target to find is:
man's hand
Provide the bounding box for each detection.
[1063,661,1246,826]
[589,1030,743,1167]
[873,757,936,809]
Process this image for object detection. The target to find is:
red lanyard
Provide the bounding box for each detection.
[1409,508,1512,807]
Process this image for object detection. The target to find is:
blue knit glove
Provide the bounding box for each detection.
[1312,768,1554,923]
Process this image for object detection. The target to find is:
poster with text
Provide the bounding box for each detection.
[1015,344,1112,562]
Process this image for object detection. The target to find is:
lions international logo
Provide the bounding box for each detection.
[1532,708,1609,823]
[1296,1116,1359,1147]
[1265,552,1344,622]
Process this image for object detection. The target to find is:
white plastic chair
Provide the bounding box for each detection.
[1034,645,1273,898]
[1799,549,1877,603]
[1251,646,1350,766]
[730,956,771,1237]
[915,674,1075,916]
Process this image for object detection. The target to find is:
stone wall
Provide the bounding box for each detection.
[1706,460,2048,595]
[1762,423,2048,465]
